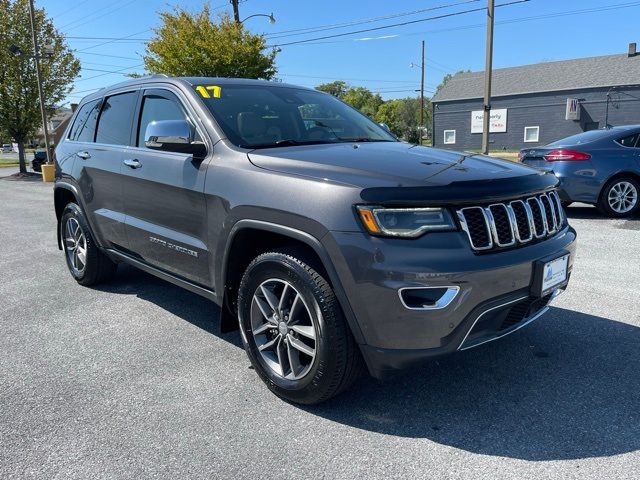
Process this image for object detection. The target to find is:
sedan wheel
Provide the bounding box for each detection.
[607,181,638,214]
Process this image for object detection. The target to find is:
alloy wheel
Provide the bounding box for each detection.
[64,217,87,276]
[607,181,638,214]
[250,278,317,380]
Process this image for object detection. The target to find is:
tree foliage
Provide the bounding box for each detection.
[375,97,429,142]
[0,0,80,172]
[143,6,277,79]
[342,87,383,118]
[315,80,350,99]
[316,80,429,141]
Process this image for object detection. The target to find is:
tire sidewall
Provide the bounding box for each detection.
[61,203,95,283]
[600,177,640,217]
[238,254,339,402]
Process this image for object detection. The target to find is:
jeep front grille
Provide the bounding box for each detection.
[457,191,565,252]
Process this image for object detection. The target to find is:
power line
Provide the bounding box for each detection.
[264,0,480,39]
[75,64,144,83]
[80,60,140,68]
[60,0,140,31]
[67,37,150,42]
[76,52,142,61]
[273,1,640,48]
[278,73,420,84]
[51,0,91,20]
[266,0,531,48]
[74,28,152,53]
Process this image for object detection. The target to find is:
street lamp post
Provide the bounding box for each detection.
[240,13,276,24]
[28,0,52,165]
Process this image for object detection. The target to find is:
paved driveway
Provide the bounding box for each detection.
[1,179,638,479]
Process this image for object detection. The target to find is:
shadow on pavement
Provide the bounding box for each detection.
[310,306,640,461]
[565,204,640,221]
[94,264,242,348]
[97,266,640,461]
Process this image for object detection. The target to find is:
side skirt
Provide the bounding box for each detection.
[105,248,218,303]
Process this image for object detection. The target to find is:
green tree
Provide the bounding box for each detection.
[375,97,429,142]
[342,87,383,118]
[0,0,80,173]
[315,80,349,99]
[143,6,277,79]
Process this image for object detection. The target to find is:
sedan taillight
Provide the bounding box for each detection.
[543,149,591,162]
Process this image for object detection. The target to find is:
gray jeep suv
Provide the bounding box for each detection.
[54,77,576,404]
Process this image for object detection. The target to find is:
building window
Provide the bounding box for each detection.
[444,130,456,145]
[524,126,539,143]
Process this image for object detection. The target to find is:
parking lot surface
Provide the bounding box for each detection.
[1,177,638,479]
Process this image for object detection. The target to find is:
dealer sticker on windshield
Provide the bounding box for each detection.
[195,85,222,99]
[541,254,569,294]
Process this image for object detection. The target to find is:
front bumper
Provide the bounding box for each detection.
[322,226,577,378]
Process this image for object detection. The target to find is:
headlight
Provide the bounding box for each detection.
[356,206,456,238]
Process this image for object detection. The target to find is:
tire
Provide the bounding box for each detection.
[597,176,640,218]
[237,250,362,404]
[61,202,117,286]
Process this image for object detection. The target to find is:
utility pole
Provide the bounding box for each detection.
[230,0,240,23]
[481,0,495,155]
[28,0,51,164]
[420,40,425,145]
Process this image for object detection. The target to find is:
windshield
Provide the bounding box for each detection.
[194,84,397,148]
[546,129,615,147]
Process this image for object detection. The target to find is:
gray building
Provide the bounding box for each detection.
[432,49,640,151]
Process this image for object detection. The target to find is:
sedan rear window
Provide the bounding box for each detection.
[616,133,639,147]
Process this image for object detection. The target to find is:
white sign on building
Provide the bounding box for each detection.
[565,98,580,121]
[471,108,508,133]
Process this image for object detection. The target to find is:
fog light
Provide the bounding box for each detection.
[399,286,459,310]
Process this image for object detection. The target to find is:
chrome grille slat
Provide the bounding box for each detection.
[458,191,565,252]
[540,194,557,234]
[487,204,516,247]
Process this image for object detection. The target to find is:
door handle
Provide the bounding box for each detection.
[123,158,142,169]
[76,151,91,160]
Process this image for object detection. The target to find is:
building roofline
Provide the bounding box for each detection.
[433,82,640,104]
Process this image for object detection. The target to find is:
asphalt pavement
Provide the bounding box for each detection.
[0,178,638,479]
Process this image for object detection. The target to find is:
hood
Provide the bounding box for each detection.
[248,142,558,205]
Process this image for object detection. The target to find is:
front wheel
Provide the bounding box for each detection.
[237,251,362,404]
[598,177,639,218]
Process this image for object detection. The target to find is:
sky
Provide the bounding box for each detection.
[42,0,640,106]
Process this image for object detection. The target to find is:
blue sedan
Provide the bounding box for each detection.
[520,126,640,217]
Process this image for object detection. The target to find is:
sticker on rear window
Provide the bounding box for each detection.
[195,85,221,99]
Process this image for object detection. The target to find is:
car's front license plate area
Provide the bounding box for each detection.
[532,253,570,297]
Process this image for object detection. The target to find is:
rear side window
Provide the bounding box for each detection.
[68,100,100,142]
[137,94,186,147]
[616,133,639,147]
[95,92,138,146]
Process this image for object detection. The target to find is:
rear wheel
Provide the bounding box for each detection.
[61,203,117,286]
[237,251,362,404]
[598,177,639,218]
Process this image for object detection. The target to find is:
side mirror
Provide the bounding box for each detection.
[379,122,391,132]
[144,120,207,158]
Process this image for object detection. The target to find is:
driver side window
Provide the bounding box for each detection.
[137,94,187,148]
